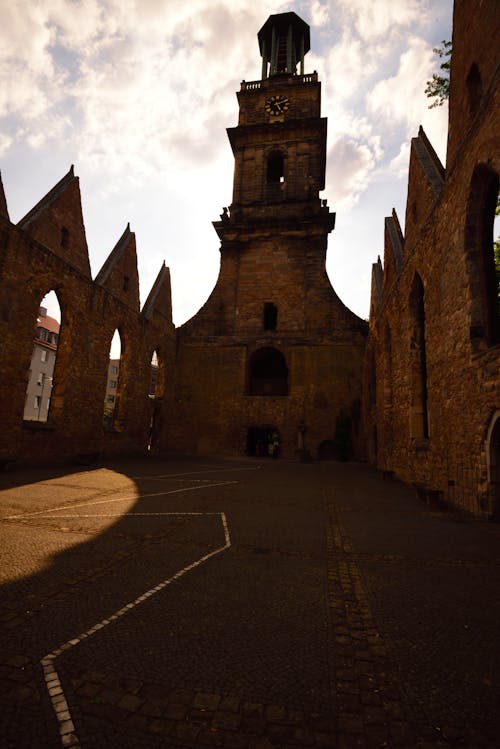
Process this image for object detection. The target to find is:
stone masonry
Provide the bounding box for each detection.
[365,0,500,517]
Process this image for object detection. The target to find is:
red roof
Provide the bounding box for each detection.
[37,314,60,334]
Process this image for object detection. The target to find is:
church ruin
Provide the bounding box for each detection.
[0,0,498,518]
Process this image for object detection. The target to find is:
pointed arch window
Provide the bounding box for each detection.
[465,164,499,346]
[383,325,393,406]
[104,329,122,430]
[23,291,61,423]
[149,349,165,399]
[409,273,429,439]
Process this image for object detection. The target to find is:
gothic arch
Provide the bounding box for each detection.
[465,163,499,346]
[409,272,429,439]
[485,411,500,518]
[23,290,62,423]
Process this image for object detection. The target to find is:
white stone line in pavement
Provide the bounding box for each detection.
[132,465,262,479]
[41,511,232,749]
[4,481,236,520]
[32,512,223,518]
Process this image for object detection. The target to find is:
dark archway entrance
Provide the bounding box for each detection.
[247,426,280,457]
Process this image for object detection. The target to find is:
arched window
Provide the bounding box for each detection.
[247,347,288,396]
[267,151,285,184]
[23,291,61,422]
[263,302,278,331]
[409,273,429,439]
[149,349,165,399]
[103,329,122,429]
[465,164,499,346]
[384,325,393,407]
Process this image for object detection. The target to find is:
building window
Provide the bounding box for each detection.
[109,380,117,388]
[40,350,48,362]
[267,152,285,184]
[34,396,40,410]
[263,302,278,330]
[107,395,115,403]
[36,372,43,386]
[466,63,482,118]
[110,365,118,375]
[247,347,288,396]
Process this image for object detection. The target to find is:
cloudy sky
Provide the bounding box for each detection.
[0,0,452,325]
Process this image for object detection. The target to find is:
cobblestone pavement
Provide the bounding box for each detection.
[0,457,499,748]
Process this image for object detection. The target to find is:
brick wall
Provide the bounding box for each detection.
[365,0,500,517]
[0,170,175,466]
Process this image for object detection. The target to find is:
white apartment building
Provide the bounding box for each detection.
[23,307,60,421]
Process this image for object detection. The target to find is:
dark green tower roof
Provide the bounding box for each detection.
[257,12,310,78]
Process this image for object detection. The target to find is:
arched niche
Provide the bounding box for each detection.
[247,347,288,396]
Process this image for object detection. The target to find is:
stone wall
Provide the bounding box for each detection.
[365,0,500,517]
[0,168,175,466]
[168,229,367,460]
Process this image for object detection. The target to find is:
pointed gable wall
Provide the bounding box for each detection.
[382,209,404,292]
[404,127,444,251]
[95,225,140,312]
[447,0,499,168]
[142,263,173,325]
[370,257,383,320]
[0,171,9,221]
[17,167,91,277]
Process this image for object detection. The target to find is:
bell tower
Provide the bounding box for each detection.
[172,12,367,461]
[215,11,334,240]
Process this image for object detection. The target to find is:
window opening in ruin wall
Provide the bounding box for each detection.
[409,272,429,440]
[23,291,61,423]
[465,164,499,346]
[103,329,122,430]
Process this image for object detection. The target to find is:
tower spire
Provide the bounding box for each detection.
[258,12,310,79]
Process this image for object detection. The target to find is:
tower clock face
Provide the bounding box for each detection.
[265,95,290,115]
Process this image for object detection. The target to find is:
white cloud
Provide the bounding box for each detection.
[309,0,329,26]
[387,141,411,178]
[335,0,425,41]
[367,37,434,126]
[0,133,12,158]
[327,134,383,209]
[0,0,453,324]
